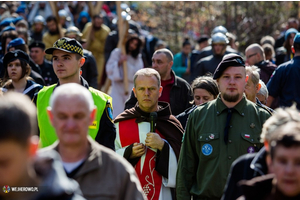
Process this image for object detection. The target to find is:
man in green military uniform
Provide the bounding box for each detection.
[36,37,116,150]
[176,53,271,200]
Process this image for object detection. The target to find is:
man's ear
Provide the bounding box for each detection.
[90,107,97,125]
[47,107,54,125]
[256,83,262,93]
[79,57,85,67]
[158,86,163,98]
[168,61,174,69]
[133,87,137,98]
[29,135,39,157]
[245,75,249,83]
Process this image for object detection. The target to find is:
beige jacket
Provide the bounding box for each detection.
[40,137,146,200]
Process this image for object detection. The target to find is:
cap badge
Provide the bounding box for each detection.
[56,38,65,47]
[14,53,18,57]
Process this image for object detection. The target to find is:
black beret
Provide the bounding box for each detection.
[3,50,29,67]
[29,41,46,50]
[45,37,83,57]
[213,53,245,79]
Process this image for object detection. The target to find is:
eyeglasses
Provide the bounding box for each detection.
[246,53,257,59]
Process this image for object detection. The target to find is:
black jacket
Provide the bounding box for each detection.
[176,104,197,129]
[81,49,98,89]
[221,147,268,200]
[192,54,224,81]
[124,70,193,116]
[39,59,58,86]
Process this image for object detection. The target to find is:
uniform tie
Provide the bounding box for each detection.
[224,108,233,144]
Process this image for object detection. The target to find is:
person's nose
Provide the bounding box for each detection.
[65,118,76,129]
[145,89,150,96]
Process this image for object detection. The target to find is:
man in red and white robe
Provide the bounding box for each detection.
[114,68,183,200]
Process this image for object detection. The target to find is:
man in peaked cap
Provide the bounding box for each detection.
[35,37,116,151]
[29,41,58,85]
[267,32,300,110]
[176,53,271,199]
[65,26,98,88]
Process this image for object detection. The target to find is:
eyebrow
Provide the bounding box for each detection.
[53,54,72,58]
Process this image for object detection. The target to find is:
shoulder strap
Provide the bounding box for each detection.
[23,84,40,94]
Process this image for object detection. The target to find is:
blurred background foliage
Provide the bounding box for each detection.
[131,1,300,53]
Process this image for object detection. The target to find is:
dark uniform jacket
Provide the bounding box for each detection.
[267,56,300,110]
[125,70,193,116]
[82,49,98,89]
[192,54,224,81]
[39,59,58,86]
[193,45,238,67]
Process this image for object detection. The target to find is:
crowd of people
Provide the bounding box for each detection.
[0,1,300,200]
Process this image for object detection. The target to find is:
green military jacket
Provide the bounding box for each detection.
[176,95,271,200]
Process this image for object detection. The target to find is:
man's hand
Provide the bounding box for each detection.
[118,54,127,66]
[130,143,146,159]
[145,132,165,151]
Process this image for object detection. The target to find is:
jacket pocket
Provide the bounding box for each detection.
[240,132,262,153]
[198,133,220,159]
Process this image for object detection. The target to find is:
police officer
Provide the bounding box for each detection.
[176,54,271,200]
[192,25,238,68]
[192,32,233,81]
[30,15,45,42]
[64,26,98,89]
[35,37,116,150]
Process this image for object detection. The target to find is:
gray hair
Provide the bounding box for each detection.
[245,65,260,86]
[260,105,300,143]
[133,68,161,88]
[49,83,95,112]
[257,80,268,99]
[153,48,173,62]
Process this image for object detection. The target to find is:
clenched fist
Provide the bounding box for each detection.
[145,132,165,151]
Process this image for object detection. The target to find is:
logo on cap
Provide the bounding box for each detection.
[14,53,17,57]
[56,38,65,48]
